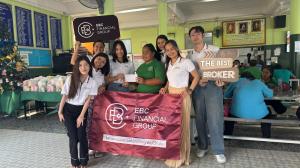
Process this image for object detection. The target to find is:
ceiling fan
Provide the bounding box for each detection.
[78,0,105,14]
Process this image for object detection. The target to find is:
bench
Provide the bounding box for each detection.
[224,117,300,125]
[223,116,300,144]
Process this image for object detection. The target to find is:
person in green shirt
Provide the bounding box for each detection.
[136,43,166,93]
[273,64,296,84]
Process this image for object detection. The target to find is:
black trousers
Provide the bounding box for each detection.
[265,100,287,114]
[63,103,88,166]
[224,113,273,138]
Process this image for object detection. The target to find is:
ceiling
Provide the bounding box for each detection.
[17,0,290,28]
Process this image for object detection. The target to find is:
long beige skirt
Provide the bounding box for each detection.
[165,86,191,168]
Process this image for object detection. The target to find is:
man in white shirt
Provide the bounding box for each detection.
[187,26,226,164]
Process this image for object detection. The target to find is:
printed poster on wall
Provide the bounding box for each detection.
[0,2,14,40]
[34,12,49,48]
[222,18,266,47]
[16,6,33,46]
[295,41,300,53]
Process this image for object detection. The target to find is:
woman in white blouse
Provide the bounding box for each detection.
[58,56,98,168]
[160,40,200,168]
[90,52,110,92]
[107,40,135,92]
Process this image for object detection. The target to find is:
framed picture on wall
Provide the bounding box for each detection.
[239,22,248,34]
[252,20,261,32]
[222,18,266,47]
[226,22,235,34]
[184,32,213,49]
[167,33,176,39]
[204,32,213,45]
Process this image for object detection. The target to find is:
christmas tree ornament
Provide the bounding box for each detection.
[2,69,7,76]
[16,61,23,72]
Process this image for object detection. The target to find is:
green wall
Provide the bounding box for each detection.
[121,27,158,54]
[0,0,72,50]
[120,16,290,54]
[1,0,290,55]
[120,25,185,54]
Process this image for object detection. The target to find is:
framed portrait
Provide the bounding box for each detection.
[239,22,248,34]
[226,22,235,34]
[252,20,261,32]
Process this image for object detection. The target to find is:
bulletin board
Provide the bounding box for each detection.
[222,18,266,47]
[0,2,14,40]
[34,12,49,48]
[19,47,52,68]
[50,17,62,49]
[15,6,33,46]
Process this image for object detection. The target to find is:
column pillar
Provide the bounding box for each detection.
[104,0,114,15]
[158,0,168,35]
[290,0,300,77]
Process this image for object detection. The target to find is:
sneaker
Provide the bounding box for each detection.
[111,153,119,156]
[215,154,226,164]
[88,150,95,156]
[196,149,208,158]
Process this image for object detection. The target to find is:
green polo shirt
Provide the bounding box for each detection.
[243,67,262,79]
[136,59,165,93]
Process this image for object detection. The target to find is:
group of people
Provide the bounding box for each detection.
[58,25,252,168]
[226,55,296,138]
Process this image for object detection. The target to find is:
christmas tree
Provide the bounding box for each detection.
[0,25,28,94]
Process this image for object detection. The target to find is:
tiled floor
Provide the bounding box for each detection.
[1,129,300,168]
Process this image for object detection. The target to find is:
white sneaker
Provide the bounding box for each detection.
[111,153,119,156]
[196,149,208,158]
[88,150,95,155]
[215,154,226,164]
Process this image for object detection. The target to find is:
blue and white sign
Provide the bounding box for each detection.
[19,47,52,67]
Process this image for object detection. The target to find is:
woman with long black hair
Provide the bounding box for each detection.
[58,56,98,168]
[155,34,168,63]
[107,40,135,92]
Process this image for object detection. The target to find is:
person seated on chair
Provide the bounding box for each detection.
[243,60,262,79]
[262,66,287,115]
[272,63,296,85]
[224,72,273,138]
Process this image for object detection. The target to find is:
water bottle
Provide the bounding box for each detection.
[278,79,283,92]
